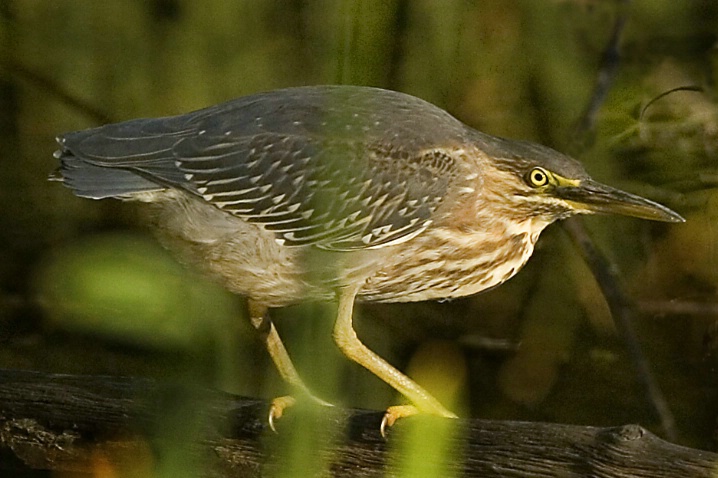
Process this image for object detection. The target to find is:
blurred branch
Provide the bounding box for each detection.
[563,218,677,441]
[0,368,713,477]
[570,0,629,152]
[564,0,678,442]
[2,59,112,124]
[385,0,410,91]
[639,86,704,120]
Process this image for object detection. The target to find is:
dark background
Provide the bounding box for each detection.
[0,0,716,466]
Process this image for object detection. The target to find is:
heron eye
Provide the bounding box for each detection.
[526,168,550,188]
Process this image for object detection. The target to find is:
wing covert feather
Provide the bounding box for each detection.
[176,132,458,250]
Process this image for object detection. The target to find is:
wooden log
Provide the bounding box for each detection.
[0,368,714,477]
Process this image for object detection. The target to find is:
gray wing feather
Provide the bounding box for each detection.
[56,86,464,250]
[57,114,196,194]
[176,132,456,250]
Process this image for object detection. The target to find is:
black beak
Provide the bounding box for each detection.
[557,179,684,223]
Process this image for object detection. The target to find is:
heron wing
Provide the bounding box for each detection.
[57,86,464,250]
[175,132,458,250]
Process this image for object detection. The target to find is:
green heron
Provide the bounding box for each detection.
[54,85,683,431]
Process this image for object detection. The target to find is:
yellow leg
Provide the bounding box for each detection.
[331,286,457,433]
[248,300,331,430]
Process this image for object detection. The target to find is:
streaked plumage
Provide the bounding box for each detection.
[54,85,683,426]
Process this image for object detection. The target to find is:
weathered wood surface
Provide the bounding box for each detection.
[0,368,714,477]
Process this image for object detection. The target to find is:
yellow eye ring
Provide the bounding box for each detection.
[526,167,550,188]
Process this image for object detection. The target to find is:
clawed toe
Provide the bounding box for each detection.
[380,404,419,437]
[268,395,297,432]
[267,393,334,432]
[380,404,458,437]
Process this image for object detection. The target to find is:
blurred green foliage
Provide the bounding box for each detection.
[36,234,237,351]
[1,0,717,474]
